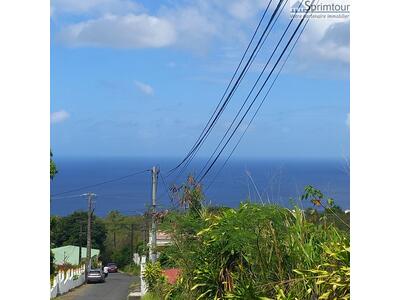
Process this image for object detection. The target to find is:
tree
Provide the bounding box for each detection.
[51,211,107,254]
[110,246,131,267]
[105,210,124,249]
[50,150,57,180]
[50,150,58,276]
[301,185,350,230]
[172,175,204,215]
[102,211,146,266]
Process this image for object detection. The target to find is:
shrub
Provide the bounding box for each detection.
[50,249,55,275]
[141,292,161,300]
[50,274,55,287]
[288,240,350,300]
[158,192,350,299]
[143,262,166,292]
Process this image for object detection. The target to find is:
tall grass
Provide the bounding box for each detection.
[154,200,349,299]
[143,184,350,299]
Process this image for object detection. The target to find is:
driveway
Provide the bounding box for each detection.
[56,273,139,300]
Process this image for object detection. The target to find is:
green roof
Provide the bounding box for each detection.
[52,245,100,266]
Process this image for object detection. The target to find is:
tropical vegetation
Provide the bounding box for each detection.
[50,210,147,271]
[143,179,350,300]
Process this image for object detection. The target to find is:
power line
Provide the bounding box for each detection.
[176,0,285,178]
[51,169,150,197]
[159,172,174,202]
[168,0,282,178]
[199,1,315,183]
[91,195,146,200]
[176,0,290,184]
[167,1,272,176]
[205,15,311,191]
[198,1,303,182]
[50,194,86,200]
[198,0,315,183]
[197,0,292,178]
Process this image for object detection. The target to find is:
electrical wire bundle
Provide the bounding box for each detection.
[167,0,316,189]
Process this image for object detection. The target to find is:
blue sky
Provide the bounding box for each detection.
[50,0,350,159]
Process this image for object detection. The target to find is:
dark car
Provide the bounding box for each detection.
[87,269,105,283]
[107,263,118,273]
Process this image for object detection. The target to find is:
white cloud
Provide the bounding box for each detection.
[226,0,265,20]
[55,0,257,52]
[301,20,350,63]
[53,0,350,71]
[162,5,219,53]
[59,14,176,48]
[134,80,154,96]
[292,0,350,71]
[51,110,70,124]
[346,113,350,127]
[51,0,141,16]
[157,0,262,53]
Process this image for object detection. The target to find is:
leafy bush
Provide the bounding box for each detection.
[141,292,161,300]
[136,240,149,256]
[143,262,166,292]
[157,186,350,299]
[289,241,350,300]
[143,261,180,299]
[50,249,55,275]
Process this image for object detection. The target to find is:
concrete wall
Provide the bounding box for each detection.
[140,256,148,296]
[50,265,86,298]
[133,253,140,265]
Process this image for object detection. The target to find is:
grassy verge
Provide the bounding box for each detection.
[121,263,141,276]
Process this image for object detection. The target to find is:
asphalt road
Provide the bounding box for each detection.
[57,273,138,300]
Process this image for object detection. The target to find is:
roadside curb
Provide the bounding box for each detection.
[127,292,141,300]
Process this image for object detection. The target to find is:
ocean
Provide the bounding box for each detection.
[50,157,349,216]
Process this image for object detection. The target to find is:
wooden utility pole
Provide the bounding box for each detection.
[79,222,83,264]
[130,223,134,264]
[150,166,159,263]
[85,192,95,281]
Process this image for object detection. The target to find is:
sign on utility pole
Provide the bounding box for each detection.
[84,192,95,281]
[150,166,159,263]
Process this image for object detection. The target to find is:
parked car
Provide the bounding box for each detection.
[107,263,118,273]
[87,269,105,283]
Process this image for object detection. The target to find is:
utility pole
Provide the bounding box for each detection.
[150,166,159,263]
[84,192,95,281]
[130,223,134,264]
[79,222,83,265]
[142,223,147,250]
